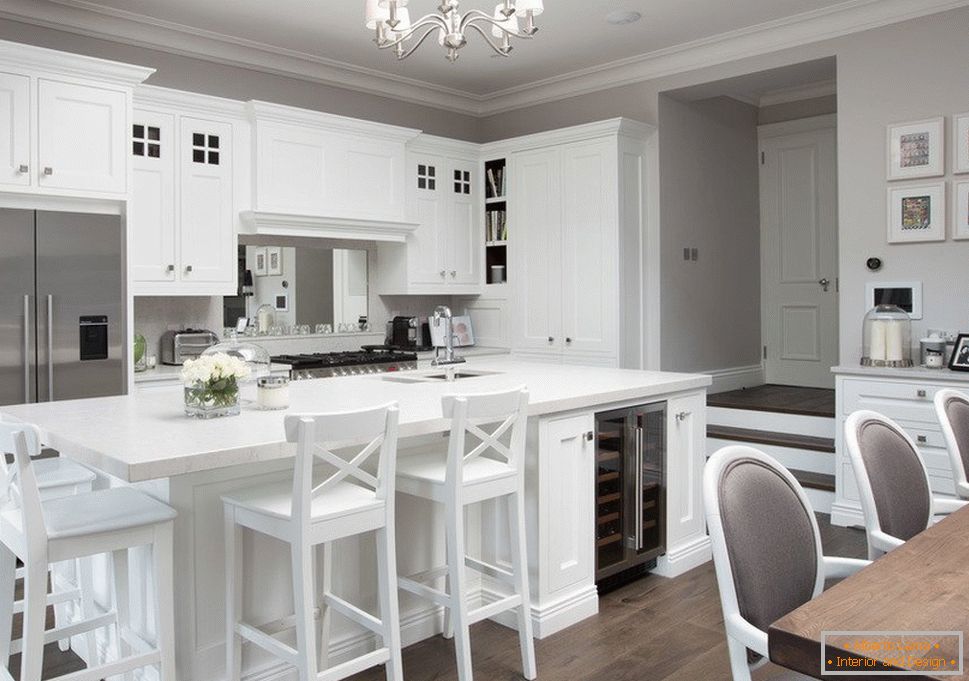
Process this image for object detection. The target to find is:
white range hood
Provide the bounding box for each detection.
[239,210,418,243]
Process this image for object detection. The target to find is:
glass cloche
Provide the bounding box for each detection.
[201,333,272,382]
[861,304,913,368]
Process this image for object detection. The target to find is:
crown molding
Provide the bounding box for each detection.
[479,118,655,157]
[759,79,837,107]
[240,211,418,243]
[135,84,248,119]
[0,0,966,118]
[247,101,421,142]
[0,36,153,86]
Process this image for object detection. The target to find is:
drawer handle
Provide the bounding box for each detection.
[917,435,928,444]
[166,264,175,273]
[917,389,927,398]
[43,166,53,176]
[17,164,27,174]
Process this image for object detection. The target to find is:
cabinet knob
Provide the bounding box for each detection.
[185,265,193,273]
[450,270,457,278]
[547,336,554,343]
[917,389,927,398]
[17,164,27,174]
[585,431,594,442]
[43,166,53,176]
[917,435,928,444]
[166,264,175,273]
[566,337,573,344]
[440,270,446,278]
[675,411,692,422]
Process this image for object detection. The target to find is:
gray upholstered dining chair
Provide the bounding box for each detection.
[845,410,966,559]
[704,445,869,681]
[935,389,969,500]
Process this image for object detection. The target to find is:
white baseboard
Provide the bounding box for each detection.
[830,500,866,528]
[651,534,712,578]
[802,487,834,514]
[705,364,764,393]
[480,584,599,639]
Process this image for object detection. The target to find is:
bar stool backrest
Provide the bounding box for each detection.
[284,403,400,526]
[0,419,47,554]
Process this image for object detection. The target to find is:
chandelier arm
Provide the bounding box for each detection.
[463,22,512,56]
[392,26,446,59]
[377,15,447,49]
[461,10,534,39]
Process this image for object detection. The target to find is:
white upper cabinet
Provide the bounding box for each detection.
[375,137,483,295]
[0,72,30,187]
[130,110,176,283]
[37,79,127,194]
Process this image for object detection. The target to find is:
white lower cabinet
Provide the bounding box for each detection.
[832,370,969,527]
[130,97,240,295]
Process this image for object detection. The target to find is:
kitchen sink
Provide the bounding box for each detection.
[423,370,501,380]
[380,369,501,383]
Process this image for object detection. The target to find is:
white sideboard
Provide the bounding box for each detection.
[832,366,969,527]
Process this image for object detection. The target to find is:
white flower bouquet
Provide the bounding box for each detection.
[181,353,251,418]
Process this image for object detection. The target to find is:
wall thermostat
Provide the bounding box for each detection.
[866,257,882,272]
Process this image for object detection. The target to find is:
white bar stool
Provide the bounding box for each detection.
[222,403,403,681]
[1,415,99,659]
[396,387,536,681]
[0,420,177,681]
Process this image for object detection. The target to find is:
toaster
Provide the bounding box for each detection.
[160,329,219,365]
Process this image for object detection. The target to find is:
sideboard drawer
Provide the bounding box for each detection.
[842,379,940,424]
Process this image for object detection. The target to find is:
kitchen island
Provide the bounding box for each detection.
[2,357,711,681]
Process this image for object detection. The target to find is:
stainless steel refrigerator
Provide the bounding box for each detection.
[0,209,125,406]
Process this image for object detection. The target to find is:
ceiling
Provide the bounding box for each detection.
[1,0,965,114]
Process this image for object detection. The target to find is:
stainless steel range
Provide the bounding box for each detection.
[271,347,418,380]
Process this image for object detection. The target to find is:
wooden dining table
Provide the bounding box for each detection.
[769,505,969,680]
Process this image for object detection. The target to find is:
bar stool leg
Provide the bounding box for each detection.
[0,544,15,669]
[446,502,473,681]
[78,557,99,665]
[53,561,71,652]
[507,491,536,680]
[112,549,134,681]
[376,526,403,681]
[442,534,453,640]
[224,508,243,681]
[20,554,48,681]
[292,544,318,681]
[152,522,177,681]
[318,542,332,670]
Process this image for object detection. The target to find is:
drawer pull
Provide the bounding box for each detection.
[917,389,927,398]
[917,435,928,444]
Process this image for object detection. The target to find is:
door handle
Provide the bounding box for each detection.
[819,278,830,292]
[635,425,644,552]
[46,294,53,401]
[23,295,30,400]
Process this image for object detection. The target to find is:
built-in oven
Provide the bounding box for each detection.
[594,403,666,587]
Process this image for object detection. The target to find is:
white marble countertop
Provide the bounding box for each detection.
[3,358,710,483]
[833,365,969,382]
[134,362,291,384]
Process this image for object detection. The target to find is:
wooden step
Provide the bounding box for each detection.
[790,469,835,493]
[707,425,835,453]
[708,384,835,418]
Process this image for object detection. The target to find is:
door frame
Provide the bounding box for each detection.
[758,113,838,387]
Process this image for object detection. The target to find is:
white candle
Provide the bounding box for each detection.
[885,320,905,362]
[257,377,290,410]
[870,320,887,361]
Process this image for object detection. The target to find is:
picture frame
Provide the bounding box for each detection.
[953,179,969,240]
[949,334,969,372]
[253,247,268,276]
[954,113,969,174]
[887,182,946,243]
[267,247,283,276]
[429,314,475,347]
[887,117,944,180]
[274,293,289,312]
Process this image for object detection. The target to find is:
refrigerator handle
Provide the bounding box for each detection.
[23,295,30,401]
[634,423,644,552]
[46,294,53,401]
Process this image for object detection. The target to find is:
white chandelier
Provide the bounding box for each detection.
[365,0,544,62]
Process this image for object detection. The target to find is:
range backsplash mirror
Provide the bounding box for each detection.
[223,242,368,331]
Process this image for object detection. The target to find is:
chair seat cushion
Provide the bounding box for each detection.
[33,457,96,490]
[396,448,516,487]
[3,487,176,540]
[222,480,384,522]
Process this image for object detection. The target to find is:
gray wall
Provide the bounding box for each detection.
[659,96,761,373]
[295,249,335,326]
[0,19,480,141]
[758,94,837,125]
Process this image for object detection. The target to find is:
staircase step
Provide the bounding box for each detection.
[790,469,835,493]
[707,425,835,454]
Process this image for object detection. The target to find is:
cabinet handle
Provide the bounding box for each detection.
[675,411,692,422]
[43,166,53,176]
[585,431,594,442]
[547,336,554,343]
[450,270,456,278]
[566,337,573,344]
[917,389,927,398]
[917,435,928,444]
[17,164,27,174]
[440,270,446,278]
[166,264,175,273]
[185,265,193,273]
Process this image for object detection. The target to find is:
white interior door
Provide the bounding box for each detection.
[760,119,838,389]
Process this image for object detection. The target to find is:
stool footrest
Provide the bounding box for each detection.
[318,647,390,681]
[468,594,521,625]
[465,557,515,585]
[404,565,449,584]
[9,609,116,655]
[13,586,82,614]
[236,621,299,666]
[48,650,160,681]
[398,576,449,608]
[323,593,383,636]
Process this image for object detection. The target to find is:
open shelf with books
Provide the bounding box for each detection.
[484,158,508,285]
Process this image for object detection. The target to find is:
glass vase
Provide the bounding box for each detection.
[184,378,241,418]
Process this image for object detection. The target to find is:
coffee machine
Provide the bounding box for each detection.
[389,316,432,350]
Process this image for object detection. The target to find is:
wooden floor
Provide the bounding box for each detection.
[24,515,865,681]
[708,384,835,418]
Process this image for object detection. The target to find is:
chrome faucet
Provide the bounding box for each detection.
[431,305,466,367]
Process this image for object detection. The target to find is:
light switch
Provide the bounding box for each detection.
[691,248,699,262]
[683,247,690,261]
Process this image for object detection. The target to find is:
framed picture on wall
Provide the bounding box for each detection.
[267,247,283,276]
[253,247,268,276]
[887,117,944,180]
[954,113,969,174]
[887,182,946,243]
[953,179,969,240]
